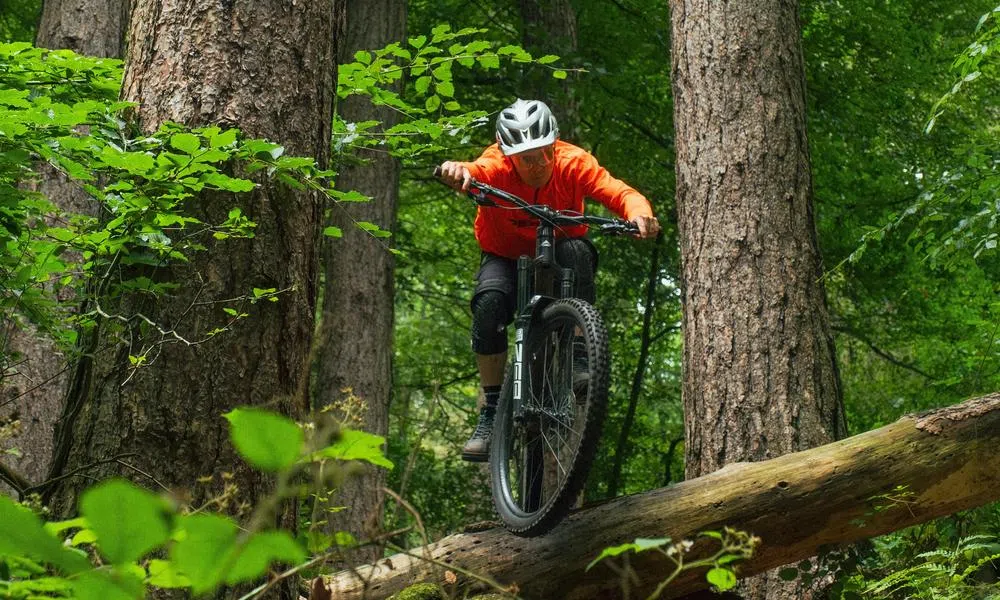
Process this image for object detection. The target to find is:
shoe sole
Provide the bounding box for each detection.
[461,450,489,462]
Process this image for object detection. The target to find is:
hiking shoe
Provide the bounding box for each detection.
[461,405,495,462]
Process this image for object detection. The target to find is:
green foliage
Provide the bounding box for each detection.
[78,480,172,565]
[0,42,393,380]
[0,407,391,599]
[831,530,1000,599]
[311,428,395,469]
[224,408,305,472]
[587,528,759,597]
[0,0,41,43]
[334,23,574,161]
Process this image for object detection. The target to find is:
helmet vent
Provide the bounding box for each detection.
[495,99,559,155]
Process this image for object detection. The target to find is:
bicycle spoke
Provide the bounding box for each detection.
[539,427,570,477]
[490,299,609,536]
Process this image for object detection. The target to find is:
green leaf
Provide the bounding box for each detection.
[0,495,90,574]
[778,567,799,581]
[79,479,172,564]
[312,428,393,469]
[706,567,737,591]
[328,189,371,203]
[432,63,452,81]
[587,543,636,570]
[477,54,500,70]
[425,95,441,112]
[210,128,238,148]
[224,407,304,471]
[100,147,154,175]
[409,35,427,49]
[224,531,306,585]
[414,76,432,95]
[200,172,255,192]
[356,221,393,238]
[170,513,238,594]
[70,529,98,546]
[147,559,191,588]
[43,517,88,536]
[436,81,455,98]
[0,88,31,107]
[170,133,201,155]
[587,538,670,571]
[553,70,568,80]
[537,54,560,64]
[354,50,372,65]
[323,226,343,238]
[72,569,144,600]
[307,530,334,554]
[632,537,672,551]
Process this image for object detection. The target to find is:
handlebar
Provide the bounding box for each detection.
[432,167,640,237]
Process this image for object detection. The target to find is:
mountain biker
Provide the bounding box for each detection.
[436,98,661,462]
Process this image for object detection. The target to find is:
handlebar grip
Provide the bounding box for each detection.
[600,221,641,236]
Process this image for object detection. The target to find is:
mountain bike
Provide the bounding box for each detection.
[436,170,638,536]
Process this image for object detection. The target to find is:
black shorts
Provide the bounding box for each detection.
[470,237,598,353]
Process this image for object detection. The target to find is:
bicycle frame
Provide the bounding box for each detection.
[462,179,637,424]
[433,169,641,534]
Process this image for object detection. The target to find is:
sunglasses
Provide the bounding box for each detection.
[512,147,555,167]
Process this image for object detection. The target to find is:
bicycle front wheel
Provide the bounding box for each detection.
[490,297,610,536]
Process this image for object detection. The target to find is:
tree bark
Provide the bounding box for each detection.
[35,0,128,56]
[312,0,405,564]
[43,0,334,565]
[0,0,130,497]
[517,0,579,136]
[313,393,1000,600]
[670,0,845,596]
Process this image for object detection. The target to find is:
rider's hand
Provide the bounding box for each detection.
[437,161,472,191]
[632,215,661,239]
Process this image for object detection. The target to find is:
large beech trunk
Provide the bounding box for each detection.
[1,0,131,496]
[670,0,843,595]
[44,0,335,547]
[313,0,405,564]
[517,0,579,136]
[313,393,1000,600]
[36,0,129,56]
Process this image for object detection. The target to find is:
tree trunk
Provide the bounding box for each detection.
[313,393,1000,600]
[313,0,405,564]
[0,0,130,497]
[35,0,128,56]
[43,0,334,569]
[517,0,579,136]
[670,0,845,596]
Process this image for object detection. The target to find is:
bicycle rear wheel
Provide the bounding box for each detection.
[490,298,610,536]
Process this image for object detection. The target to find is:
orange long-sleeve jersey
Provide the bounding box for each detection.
[461,140,654,260]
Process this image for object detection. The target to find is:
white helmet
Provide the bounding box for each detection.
[495,99,559,156]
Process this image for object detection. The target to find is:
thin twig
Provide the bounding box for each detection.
[0,459,31,496]
[23,453,138,496]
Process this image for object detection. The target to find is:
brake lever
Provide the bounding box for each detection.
[470,187,498,207]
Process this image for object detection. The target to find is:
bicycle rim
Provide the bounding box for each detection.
[490,298,610,536]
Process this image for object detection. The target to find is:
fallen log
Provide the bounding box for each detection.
[314,393,1000,599]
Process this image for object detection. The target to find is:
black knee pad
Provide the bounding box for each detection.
[471,289,513,354]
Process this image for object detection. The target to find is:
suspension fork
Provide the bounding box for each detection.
[512,256,553,421]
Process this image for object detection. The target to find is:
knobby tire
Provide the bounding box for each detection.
[489,298,610,536]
